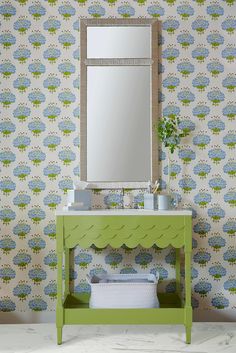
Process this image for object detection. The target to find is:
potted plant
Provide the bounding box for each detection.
[157,116,189,208]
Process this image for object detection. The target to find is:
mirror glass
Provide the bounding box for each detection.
[87,27,151,58]
[87,66,151,182]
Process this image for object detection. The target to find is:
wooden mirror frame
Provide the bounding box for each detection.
[80,19,159,189]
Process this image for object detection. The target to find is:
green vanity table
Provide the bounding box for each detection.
[56,209,192,345]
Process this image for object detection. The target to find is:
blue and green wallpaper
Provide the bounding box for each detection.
[0,0,236,319]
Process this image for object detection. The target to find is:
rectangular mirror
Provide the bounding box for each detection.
[80,19,158,187]
[87,26,151,58]
[87,66,150,182]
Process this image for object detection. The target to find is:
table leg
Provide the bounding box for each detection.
[175,248,181,296]
[56,217,64,345]
[185,324,191,344]
[65,247,70,297]
[57,326,62,345]
[56,250,63,345]
[184,250,192,344]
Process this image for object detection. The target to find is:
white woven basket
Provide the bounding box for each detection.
[87,273,159,309]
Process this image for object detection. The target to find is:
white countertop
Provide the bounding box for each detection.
[55,208,192,216]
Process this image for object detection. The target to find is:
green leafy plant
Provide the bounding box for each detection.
[157,116,189,193]
[157,116,188,153]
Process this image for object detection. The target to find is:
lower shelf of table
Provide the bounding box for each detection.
[62,293,186,325]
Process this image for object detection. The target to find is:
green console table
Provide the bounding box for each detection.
[56,209,192,345]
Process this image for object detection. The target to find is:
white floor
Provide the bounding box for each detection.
[0,323,235,353]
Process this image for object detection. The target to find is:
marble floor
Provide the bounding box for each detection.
[0,323,235,353]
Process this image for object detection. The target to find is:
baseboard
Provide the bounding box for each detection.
[0,309,235,324]
[0,312,56,324]
[193,309,236,322]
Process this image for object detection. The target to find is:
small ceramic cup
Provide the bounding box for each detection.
[157,194,177,210]
[144,193,158,210]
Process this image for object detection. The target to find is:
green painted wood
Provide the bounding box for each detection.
[64,247,70,297]
[185,306,192,344]
[64,307,185,325]
[64,216,186,249]
[176,248,181,296]
[186,325,191,344]
[184,216,192,344]
[184,216,192,252]
[56,216,64,345]
[56,216,64,253]
[56,213,192,344]
[57,327,62,346]
[63,293,184,325]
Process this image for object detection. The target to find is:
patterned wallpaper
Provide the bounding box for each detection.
[0,0,236,319]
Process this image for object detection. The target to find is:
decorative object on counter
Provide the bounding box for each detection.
[157,116,190,209]
[157,116,189,194]
[144,180,159,210]
[144,193,158,210]
[157,195,174,210]
[144,180,178,210]
[87,273,159,309]
[67,181,92,210]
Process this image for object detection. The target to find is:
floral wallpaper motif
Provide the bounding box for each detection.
[0,0,236,318]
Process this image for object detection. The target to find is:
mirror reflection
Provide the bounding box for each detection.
[87,26,151,58]
[87,66,151,182]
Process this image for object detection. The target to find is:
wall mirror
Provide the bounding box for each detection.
[80,19,159,187]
